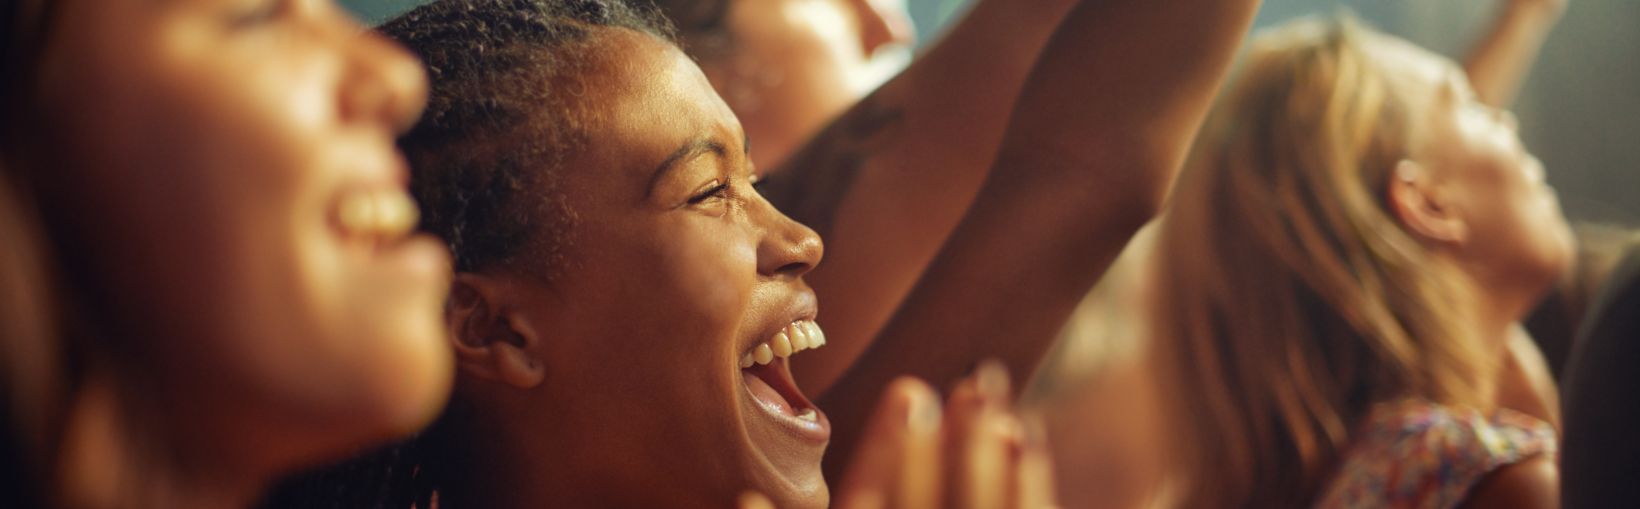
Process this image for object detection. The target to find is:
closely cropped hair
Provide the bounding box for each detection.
[1152,18,1491,509]
[380,0,673,277]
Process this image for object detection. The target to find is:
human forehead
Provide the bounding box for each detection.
[561,29,746,182]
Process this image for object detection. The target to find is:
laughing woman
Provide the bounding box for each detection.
[360,0,1258,507]
[0,0,454,507]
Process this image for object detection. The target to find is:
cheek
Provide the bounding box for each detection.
[651,219,761,331]
[142,60,338,332]
[1463,168,1573,280]
[50,31,379,415]
[560,215,762,369]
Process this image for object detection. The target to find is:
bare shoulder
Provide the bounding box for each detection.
[1458,455,1560,509]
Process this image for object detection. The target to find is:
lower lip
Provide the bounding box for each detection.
[373,234,451,280]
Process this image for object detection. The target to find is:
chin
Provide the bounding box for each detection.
[344,339,454,440]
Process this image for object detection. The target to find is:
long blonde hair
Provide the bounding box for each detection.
[1152,19,1494,508]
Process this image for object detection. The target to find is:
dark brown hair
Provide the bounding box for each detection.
[382,0,673,279]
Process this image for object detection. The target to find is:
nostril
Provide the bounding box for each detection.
[773,261,812,278]
[755,209,823,277]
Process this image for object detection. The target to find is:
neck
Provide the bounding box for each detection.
[438,405,591,509]
[1462,276,1536,412]
[438,399,701,509]
[55,371,268,509]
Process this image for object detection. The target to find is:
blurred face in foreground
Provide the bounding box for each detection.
[33,0,451,471]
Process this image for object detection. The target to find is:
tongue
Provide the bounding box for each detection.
[744,368,799,417]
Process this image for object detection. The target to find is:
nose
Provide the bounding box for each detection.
[849,0,916,57]
[334,13,429,134]
[754,199,823,280]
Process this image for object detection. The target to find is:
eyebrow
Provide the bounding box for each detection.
[646,138,727,199]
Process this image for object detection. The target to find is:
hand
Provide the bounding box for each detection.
[792,362,1057,509]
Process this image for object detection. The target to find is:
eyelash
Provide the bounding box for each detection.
[231,0,286,28]
[687,180,731,205]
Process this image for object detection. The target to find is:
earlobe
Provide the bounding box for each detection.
[445,275,546,389]
[493,318,546,389]
[1388,160,1468,245]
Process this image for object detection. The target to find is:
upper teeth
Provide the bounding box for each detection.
[740,320,827,368]
[336,189,420,240]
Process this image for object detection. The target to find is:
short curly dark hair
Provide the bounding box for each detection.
[380,0,674,278]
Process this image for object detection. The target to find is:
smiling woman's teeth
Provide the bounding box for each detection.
[336,189,420,240]
[739,320,827,368]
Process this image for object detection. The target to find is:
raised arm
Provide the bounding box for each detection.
[762,0,1080,394]
[816,0,1262,476]
[1464,0,1567,107]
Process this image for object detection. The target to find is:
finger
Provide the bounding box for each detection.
[739,491,776,509]
[941,361,1012,463]
[942,361,1016,508]
[1011,414,1059,509]
[973,360,1013,407]
[835,377,942,509]
[962,412,1025,509]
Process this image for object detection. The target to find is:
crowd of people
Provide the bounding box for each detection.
[1,0,1633,507]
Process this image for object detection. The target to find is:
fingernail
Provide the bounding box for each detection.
[905,383,942,436]
[975,359,1010,402]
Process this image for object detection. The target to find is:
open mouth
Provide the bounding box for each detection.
[740,320,830,438]
[333,187,421,249]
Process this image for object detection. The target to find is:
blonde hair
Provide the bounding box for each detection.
[1152,18,1494,508]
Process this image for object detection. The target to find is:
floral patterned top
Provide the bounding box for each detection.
[1313,398,1557,509]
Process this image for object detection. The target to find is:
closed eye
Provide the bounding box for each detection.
[230,0,288,28]
[687,180,730,205]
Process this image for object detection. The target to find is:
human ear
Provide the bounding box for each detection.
[445,274,546,389]
[1387,160,1468,246]
[848,0,914,57]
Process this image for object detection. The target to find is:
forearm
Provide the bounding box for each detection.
[777,0,1081,395]
[765,0,1079,233]
[819,0,1262,476]
[1464,0,1566,107]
